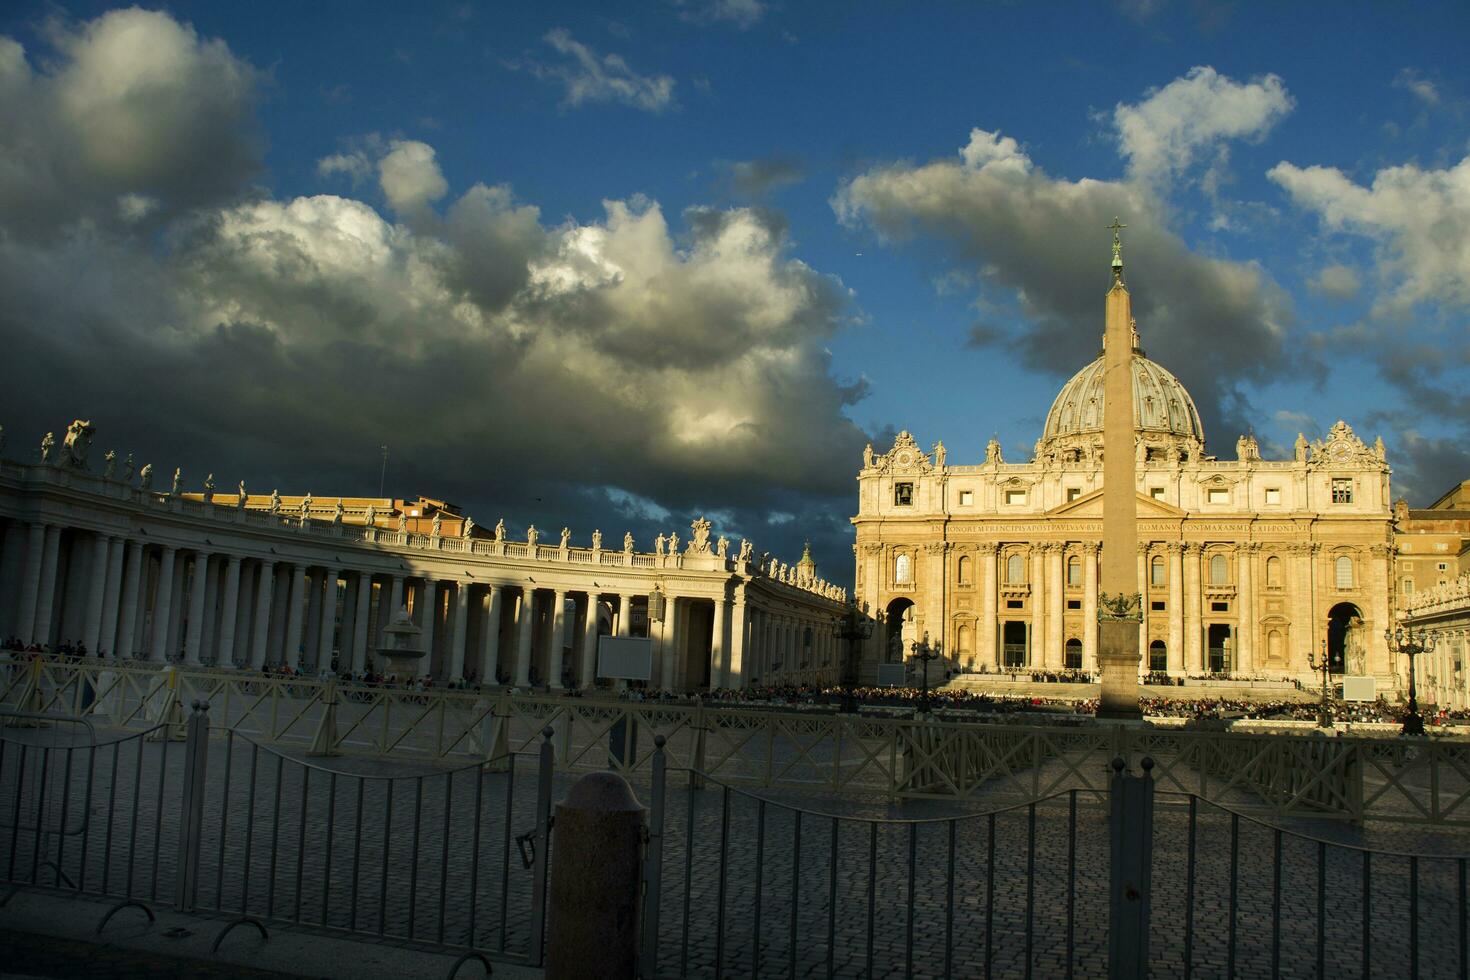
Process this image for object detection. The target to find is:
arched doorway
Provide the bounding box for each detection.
[1002,621,1027,668]
[1148,640,1167,673]
[1327,602,1365,675]
[884,597,915,664]
[1064,638,1082,670]
[1207,624,1232,674]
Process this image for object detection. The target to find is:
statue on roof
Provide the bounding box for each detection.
[39,432,54,463]
[333,499,344,526]
[58,420,95,469]
[269,489,281,513]
[103,450,116,479]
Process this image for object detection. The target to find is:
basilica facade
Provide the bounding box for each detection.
[852,281,1396,687]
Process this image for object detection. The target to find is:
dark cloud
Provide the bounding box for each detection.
[717,156,807,199]
[834,127,1311,452]
[0,9,869,586]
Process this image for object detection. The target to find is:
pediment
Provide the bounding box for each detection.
[1047,489,1186,518]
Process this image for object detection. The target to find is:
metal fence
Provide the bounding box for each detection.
[0,704,557,972]
[635,744,1470,979]
[5,700,1470,978]
[5,656,1470,826]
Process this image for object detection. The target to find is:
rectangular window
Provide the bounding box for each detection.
[1403,579,1414,593]
[1006,599,1023,609]
[894,482,914,506]
[1211,601,1229,612]
[1331,478,1353,504]
[1439,562,1450,571]
[958,490,974,506]
[1066,599,1081,610]
[1005,490,1027,506]
[1207,488,1229,505]
[1066,487,1081,502]
[1151,601,1166,611]
[1149,487,1165,500]
[1435,543,1450,552]
[1265,487,1281,505]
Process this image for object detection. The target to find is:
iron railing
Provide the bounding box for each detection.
[4,656,1470,825]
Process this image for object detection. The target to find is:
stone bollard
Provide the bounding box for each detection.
[547,772,646,979]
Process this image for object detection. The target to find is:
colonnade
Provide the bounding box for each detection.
[893,538,1391,680]
[0,515,846,692]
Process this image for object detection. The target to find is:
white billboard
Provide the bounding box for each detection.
[597,636,653,681]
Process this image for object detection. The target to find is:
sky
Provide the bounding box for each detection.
[1,1,1467,588]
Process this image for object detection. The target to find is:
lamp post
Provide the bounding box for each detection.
[832,601,875,712]
[1305,640,1334,729]
[911,632,941,717]
[1384,624,1435,736]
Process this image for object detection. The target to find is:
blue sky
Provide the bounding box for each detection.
[1,1,1467,584]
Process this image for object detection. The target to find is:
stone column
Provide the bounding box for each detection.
[165,554,187,660]
[979,544,998,668]
[82,533,111,655]
[283,565,308,669]
[116,539,145,659]
[339,576,359,668]
[448,584,469,682]
[215,556,243,667]
[419,579,438,678]
[317,568,339,669]
[250,560,276,667]
[200,557,220,662]
[1029,547,1045,667]
[482,584,504,684]
[1291,544,1314,669]
[1082,542,1099,673]
[31,525,63,649]
[579,590,597,688]
[1046,544,1065,669]
[1368,545,1392,677]
[661,598,680,690]
[617,594,633,637]
[351,573,373,673]
[1236,546,1254,676]
[97,536,128,658]
[711,592,728,689]
[388,575,404,616]
[147,546,178,661]
[1183,544,1202,674]
[1167,543,1184,676]
[727,588,747,688]
[546,589,567,688]
[1135,544,1149,672]
[514,587,535,686]
[184,550,211,665]
[15,522,48,645]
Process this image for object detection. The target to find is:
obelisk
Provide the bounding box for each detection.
[1096,219,1143,719]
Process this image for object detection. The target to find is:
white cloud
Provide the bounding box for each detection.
[959,129,1033,176]
[673,0,767,29]
[514,28,675,113]
[0,8,261,238]
[377,139,448,213]
[1113,66,1293,184]
[1308,263,1360,300]
[1269,155,1470,310]
[1394,68,1440,106]
[317,150,372,183]
[834,127,1301,446]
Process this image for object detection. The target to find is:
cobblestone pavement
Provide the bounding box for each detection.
[3,722,1468,978]
[0,928,310,979]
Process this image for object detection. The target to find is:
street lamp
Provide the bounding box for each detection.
[1384,624,1435,736]
[832,601,876,712]
[910,632,942,717]
[1305,639,1335,729]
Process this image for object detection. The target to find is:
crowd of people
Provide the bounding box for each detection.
[5,640,1469,728]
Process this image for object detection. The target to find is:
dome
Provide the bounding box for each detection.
[1039,346,1205,460]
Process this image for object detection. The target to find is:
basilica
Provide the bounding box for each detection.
[852,262,1396,688]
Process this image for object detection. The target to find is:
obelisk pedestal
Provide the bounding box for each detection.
[1096,220,1144,721]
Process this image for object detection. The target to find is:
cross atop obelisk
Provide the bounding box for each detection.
[1097,218,1143,719]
